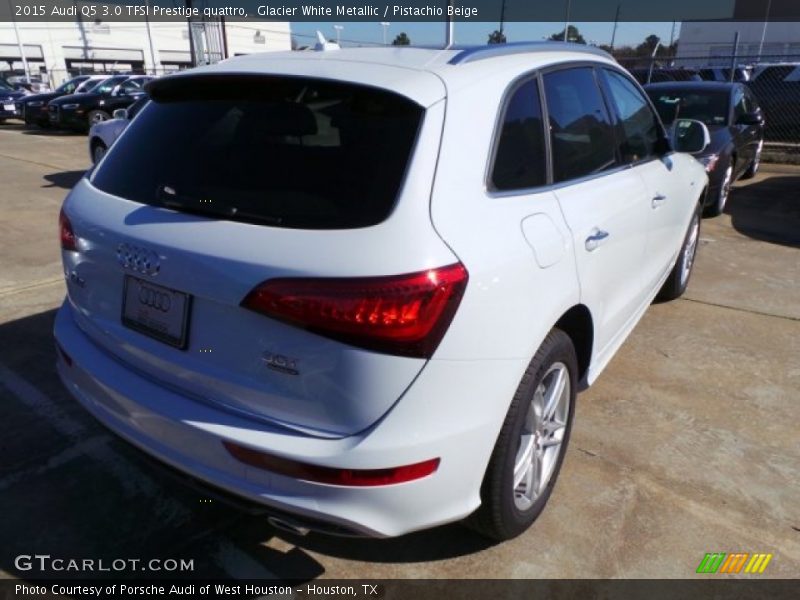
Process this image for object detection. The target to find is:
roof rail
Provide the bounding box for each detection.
[449,42,613,65]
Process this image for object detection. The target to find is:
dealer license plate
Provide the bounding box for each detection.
[121,276,191,349]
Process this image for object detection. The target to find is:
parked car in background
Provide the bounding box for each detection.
[629,67,702,85]
[55,44,709,542]
[48,75,152,131]
[0,78,28,122]
[17,75,97,127]
[698,66,752,83]
[89,96,148,163]
[6,75,51,93]
[646,81,764,216]
[73,75,110,94]
[746,63,800,143]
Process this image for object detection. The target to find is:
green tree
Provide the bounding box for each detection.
[487,30,507,44]
[636,34,661,56]
[392,32,411,46]
[549,25,586,44]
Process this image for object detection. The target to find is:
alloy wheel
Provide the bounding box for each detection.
[718,165,733,212]
[680,212,700,288]
[513,362,571,511]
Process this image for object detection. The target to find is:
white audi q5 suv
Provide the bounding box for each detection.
[54,43,708,541]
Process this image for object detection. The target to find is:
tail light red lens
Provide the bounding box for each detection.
[59,208,77,251]
[223,441,440,487]
[241,263,468,358]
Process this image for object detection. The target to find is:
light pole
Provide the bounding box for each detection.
[445,0,454,47]
[144,0,157,75]
[647,41,662,84]
[333,25,343,45]
[610,3,621,49]
[380,22,390,46]
[563,0,572,42]
[757,0,772,60]
[7,0,30,83]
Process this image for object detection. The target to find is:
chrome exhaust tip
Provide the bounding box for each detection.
[267,516,311,537]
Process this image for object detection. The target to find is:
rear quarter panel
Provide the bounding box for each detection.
[429,69,580,363]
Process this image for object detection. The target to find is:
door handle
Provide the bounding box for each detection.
[585,229,610,252]
[652,193,667,208]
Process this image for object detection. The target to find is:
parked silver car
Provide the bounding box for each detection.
[88,96,148,164]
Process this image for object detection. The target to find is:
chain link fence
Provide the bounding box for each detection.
[618,52,800,156]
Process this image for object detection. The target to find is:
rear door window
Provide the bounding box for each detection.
[491,78,547,191]
[543,67,618,183]
[90,76,424,229]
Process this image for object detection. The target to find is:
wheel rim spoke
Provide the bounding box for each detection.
[542,367,566,421]
[513,436,535,490]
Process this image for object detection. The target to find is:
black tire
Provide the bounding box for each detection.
[703,160,734,218]
[657,202,702,302]
[740,143,762,180]
[91,141,107,164]
[468,329,578,542]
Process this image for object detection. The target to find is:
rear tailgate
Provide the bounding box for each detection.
[62,72,453,438]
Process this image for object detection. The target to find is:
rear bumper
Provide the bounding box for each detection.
[54,300,523,537]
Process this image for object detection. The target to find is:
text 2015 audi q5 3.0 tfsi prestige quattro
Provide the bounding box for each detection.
[55,43,709,541]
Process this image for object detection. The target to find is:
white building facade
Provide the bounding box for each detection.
[677,21,800,64]
[1,15,291,87]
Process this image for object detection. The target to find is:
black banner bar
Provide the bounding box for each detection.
[2,0,800,23]
[1,579,796,600]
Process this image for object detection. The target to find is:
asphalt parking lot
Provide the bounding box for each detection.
[0,122,798,580]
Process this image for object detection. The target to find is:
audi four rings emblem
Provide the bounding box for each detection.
[138,285,172,312]
[117,242,161,276]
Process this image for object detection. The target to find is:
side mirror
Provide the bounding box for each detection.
[671,119,710,154]
[112,108,128,120]
[736,111,762,126]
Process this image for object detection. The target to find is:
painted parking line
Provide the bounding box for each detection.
[0,277,64,299]
[0,361,278,579]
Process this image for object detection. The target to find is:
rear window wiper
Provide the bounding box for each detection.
[156,184,239,219]
[155,184,283,225]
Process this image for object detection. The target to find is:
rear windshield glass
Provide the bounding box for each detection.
[91,75,424,229]
[647,89,730,127]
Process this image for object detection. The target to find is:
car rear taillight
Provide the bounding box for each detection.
[223,441,440,486]
[59,208,77,251]
[241,263,468,358]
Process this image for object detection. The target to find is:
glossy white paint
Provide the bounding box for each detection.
[54,46,708,537]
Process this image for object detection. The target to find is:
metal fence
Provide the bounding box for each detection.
[617,52,800,148]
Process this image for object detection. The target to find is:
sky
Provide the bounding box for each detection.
[289,21,682,49]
